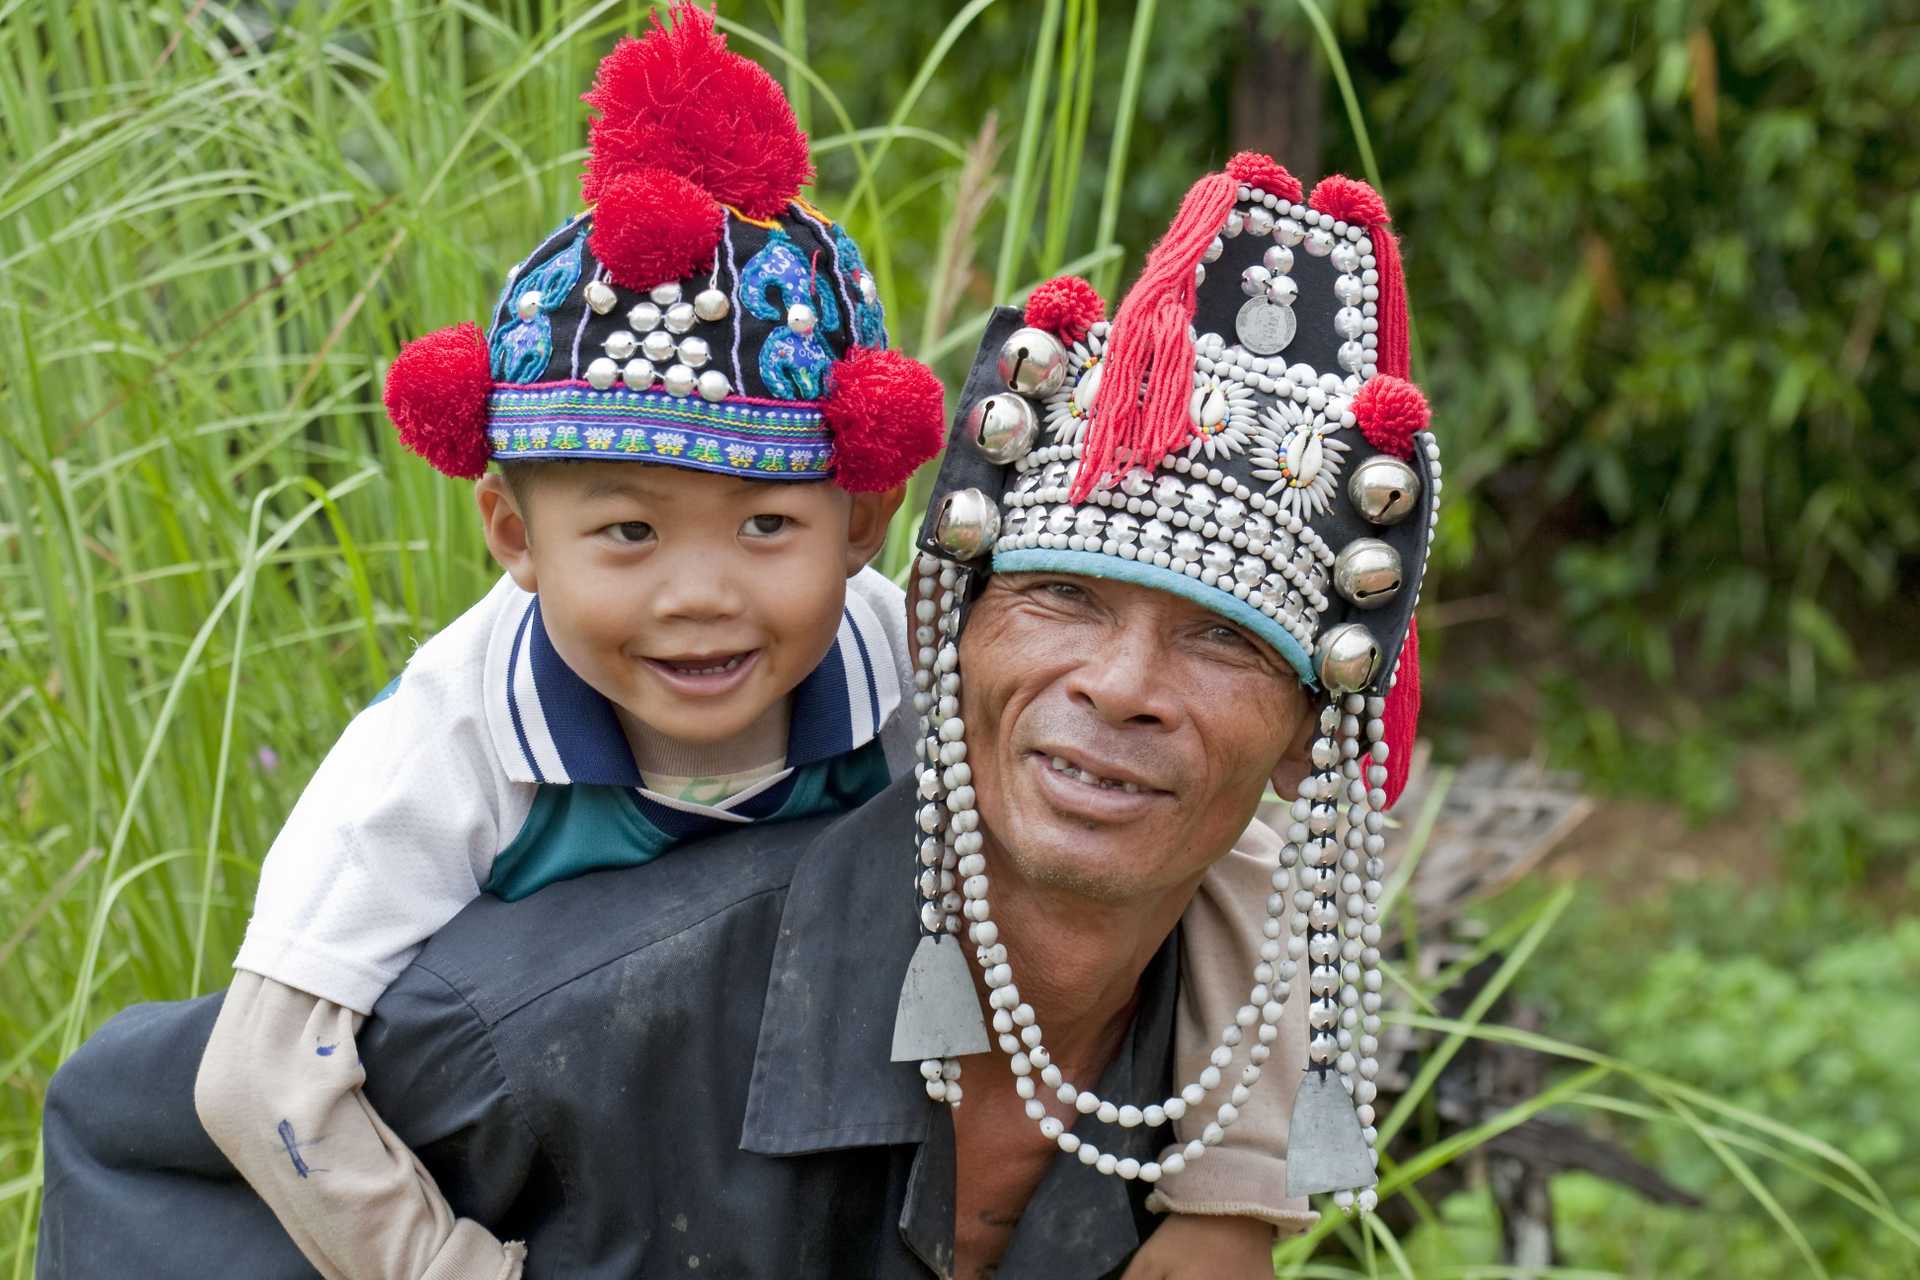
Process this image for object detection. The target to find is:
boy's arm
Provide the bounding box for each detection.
[1148,815,1318,1235]
[195,971,525,1280]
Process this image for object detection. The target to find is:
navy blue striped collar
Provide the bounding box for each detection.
[483,580,899,788]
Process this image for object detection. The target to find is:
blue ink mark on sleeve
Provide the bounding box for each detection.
[277,1119,317,1178]
[315,1042,336,1056]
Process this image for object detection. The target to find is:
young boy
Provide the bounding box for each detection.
[196,7,1306,1277]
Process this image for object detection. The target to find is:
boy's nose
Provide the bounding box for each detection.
[646,552,747,622]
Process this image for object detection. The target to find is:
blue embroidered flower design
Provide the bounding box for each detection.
[488,227,586,383]
[739,228,841,400]
[833,225,887,348]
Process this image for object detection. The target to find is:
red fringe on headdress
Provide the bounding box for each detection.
[1071,172,1237,502]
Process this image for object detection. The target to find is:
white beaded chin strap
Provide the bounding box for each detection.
[905,551,1391,1209]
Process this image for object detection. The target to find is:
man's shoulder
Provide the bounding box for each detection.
[402,776,915,1027]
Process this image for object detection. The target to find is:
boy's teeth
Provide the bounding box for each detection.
[1046,754,1140,792]
[675,654,744,675]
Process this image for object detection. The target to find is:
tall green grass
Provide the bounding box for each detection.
[0,1,1912,1274]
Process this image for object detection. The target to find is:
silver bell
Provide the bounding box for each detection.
[933,488,1002,561]
[1347,455,1422,525]
[1332,539,1403,610]
[1315,623,1380,694]
[583,280,618,315]
[996,327,1069,397]
[968,393,1040,464]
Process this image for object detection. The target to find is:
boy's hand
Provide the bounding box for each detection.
[1121,1213,1274,1279]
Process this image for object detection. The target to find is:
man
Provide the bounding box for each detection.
[39,153,1437,1278]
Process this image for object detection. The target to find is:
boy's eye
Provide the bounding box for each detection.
[741,514,789,538]
[606,521,655,545]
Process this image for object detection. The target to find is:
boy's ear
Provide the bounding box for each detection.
[475,473,539,594]
[843,484,907,575]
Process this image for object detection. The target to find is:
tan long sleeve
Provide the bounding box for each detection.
[194,970,526,1280]
[1148,816,1318,1234]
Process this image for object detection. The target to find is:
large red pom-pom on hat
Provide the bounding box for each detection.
[822,348,946,493]
[1024,275,1105,346]
[588,167,724,290]
[580,3,812,220]
[384,323,493,479]
[1226,151,1303,204]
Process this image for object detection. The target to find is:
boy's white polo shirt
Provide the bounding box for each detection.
[235,568,909,1014]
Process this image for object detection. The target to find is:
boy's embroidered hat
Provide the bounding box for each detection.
[893,154,1442,1209]
[381,2,944,492]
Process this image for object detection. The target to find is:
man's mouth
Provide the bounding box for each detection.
[1035,750,1169,796]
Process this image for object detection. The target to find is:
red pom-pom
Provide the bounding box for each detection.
[1024,276,1106,345]
[1309,173,1390,227]
[384,323,493,479]
[581,3,812,221]
[1351,374,1428,459]
[822,348,945,493]
[588,167,724,290]
[1226,151,1303,204]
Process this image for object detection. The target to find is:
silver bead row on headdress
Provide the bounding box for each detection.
[576,258,736,401]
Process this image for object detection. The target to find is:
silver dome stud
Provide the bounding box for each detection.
[996,326,1069,397]
[665,301,697,334]
[696,369,731,402]
[585,357,618,391]
[1316,623,1380,694]
[968,393,1040,464]
[628,301,662,332]
[933,488,1002,560]
[649,282,683,306]
[602,330,638,361]
[583,280,618,314]
[514,290,543,321]
[1347,456,1422,525]
[641,330,676,363]
[622,359,655,391]
[1332,539,1403,610]
[693,287,731,322]
[787,302,817,336]
[677,336,710,368]
[661,364,697,397]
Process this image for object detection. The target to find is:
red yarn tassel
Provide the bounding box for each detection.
[1381,615,1420,808]
[1371,223,1409,381]
[1071,172,1238,502]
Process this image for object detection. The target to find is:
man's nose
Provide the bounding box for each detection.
[1062,616,1182,729]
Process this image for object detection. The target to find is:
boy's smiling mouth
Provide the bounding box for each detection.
[642,649,762,695]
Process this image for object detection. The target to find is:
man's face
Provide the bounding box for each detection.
[484,462,866,746]
[958,571,1312,903]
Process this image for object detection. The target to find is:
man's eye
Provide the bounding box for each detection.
[742,514,789,537]
[605,521,655,545]
[1042,580,1086,600]
[1205,623,1253,649]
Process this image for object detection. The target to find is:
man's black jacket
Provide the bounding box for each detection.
[38,777,1178,1277]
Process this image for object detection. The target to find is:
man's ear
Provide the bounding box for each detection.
[1267,685,1320,800]
[844,484,907,575]
[475,473,539,594]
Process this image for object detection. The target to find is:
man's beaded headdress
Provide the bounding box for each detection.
[893,153,1441,1209]
[380,2,944,493]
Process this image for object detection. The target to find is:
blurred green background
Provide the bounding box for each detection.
[2,0,1915,1274]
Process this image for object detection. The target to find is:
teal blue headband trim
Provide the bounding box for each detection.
[991,547,1318,688]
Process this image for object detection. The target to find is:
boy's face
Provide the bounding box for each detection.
[477,462,900,749]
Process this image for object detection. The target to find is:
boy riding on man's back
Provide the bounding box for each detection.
[195,7,1314,1277]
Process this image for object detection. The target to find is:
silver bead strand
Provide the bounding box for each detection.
[913,554,968,1106]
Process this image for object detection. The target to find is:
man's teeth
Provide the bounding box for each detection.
[673,654,746,676]
[1048,755,1141,793]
